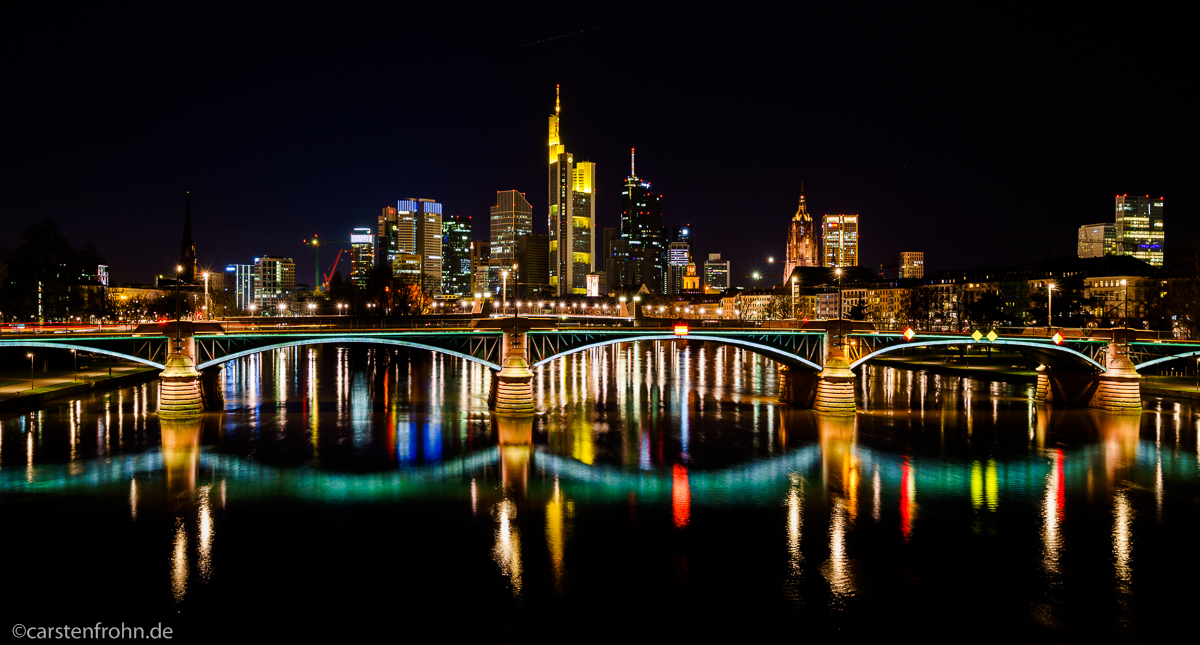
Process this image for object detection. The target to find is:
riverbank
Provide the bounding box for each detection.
[0,367,160,413]
[867,355,1200,400]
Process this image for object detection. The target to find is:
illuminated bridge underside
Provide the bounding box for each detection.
[193,333,505,371]
[846,334,1107,372]
[1128,344,1200,372]
[0,337,169,369]
[7,442,1171,503]
[526,331,826,371]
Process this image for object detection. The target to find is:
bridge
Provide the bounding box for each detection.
[4,320,1199,415]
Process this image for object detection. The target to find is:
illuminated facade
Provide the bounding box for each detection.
[1115,195,1164,266]
[490,190,532,286]
[379,199,442,293]
[620,148,666,293]
[252,256,295,314]
[441,214,472,296]
[516,234,550,297]
[547,85,596,295]
[666,226,691,295]
[1077,223,1116,258]
[704,253,730,291]
[822,214,859,267]
[783,187,818,282]
[899,251,924,278]
[350,228,374,290]
[225,264,253,312]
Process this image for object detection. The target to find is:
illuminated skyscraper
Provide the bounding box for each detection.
[1115,194,1164,266]
[1077,223,1116,258]
[783,186,818,282]
[704,253,730,291]
[490,190,533,283]
[547,85,596,295]
[252,256,296,314]
[380,199,442,293]
[899,251,924,278]
[441,214,472,296]
[620,148,666,292]
[822,214,858,267]
[350,228,374,289]
[666,226,691,295]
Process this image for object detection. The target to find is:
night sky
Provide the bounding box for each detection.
[3,4,1191,287]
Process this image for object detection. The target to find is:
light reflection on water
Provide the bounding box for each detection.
[1,348,1199,637]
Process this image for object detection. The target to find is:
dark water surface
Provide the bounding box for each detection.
[2,343,1199,640]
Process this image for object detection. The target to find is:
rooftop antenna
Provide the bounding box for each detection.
[631,147,635,177]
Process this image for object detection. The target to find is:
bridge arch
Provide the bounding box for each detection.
[528,334,824,372]
[0,340,166,370]
[1134,349,1200,372]
[195,336,503,371]
[847,339,1105,372]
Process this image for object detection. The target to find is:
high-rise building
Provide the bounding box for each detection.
[413,198,443,295]
[1115,195,1164,266]
[783,186,818,283]
[180,193,198,284]
[547,86,596,295]
[603,227,630,290]
[666,226,692,295]
[379,199,442,292]
[225,264,253,313]
[1077,223,1116,259]
[516,234,550,297]
[822,214,859,267]
[378,204,416,263]
[620,148,666,292]
[490,190,532,270]
[899,251,924,278]
[252,256,295,314]
[470,241,490,295]
[350,228,375,289]
[441,214,472,296]
[704,253,730,291]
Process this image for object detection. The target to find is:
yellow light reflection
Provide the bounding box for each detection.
[1113,487,1132,587]
[492,499,522,596]
[198,484,214,581]
[171,518,188,603]
[786,473,803,575]
[545,477,568,593]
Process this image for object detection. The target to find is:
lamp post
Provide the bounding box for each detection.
[71,349,77,382]
[1047,282,1055,333]
[1121,279,1129,350]
[28,352,34,391]
[501,270,509,318]
[203,272,210,320]
[174,264,182,347]
[836,267,844,346]
[791,276,797,320]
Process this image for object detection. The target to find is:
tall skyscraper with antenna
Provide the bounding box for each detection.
[547,85,596,295]
[619,148,666,291]
[783,185,818,283]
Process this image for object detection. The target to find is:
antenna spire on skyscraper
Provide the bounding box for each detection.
[631,147,635,177]
[555,84,560,115]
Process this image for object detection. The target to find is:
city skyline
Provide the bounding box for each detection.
[2,5,1191,289]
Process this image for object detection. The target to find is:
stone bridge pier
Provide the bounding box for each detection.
[488,320,535,415]
[1035,342,1141,411]
[158,322,223,417]
[778,332,856,415]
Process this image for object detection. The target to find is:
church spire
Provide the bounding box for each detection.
[180,191,197,284]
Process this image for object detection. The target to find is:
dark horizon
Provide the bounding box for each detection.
[2,4,1191,287]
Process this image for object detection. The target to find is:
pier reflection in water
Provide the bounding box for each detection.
[1,345,1198,639]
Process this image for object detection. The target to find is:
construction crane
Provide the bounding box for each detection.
[302,235,350,293]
